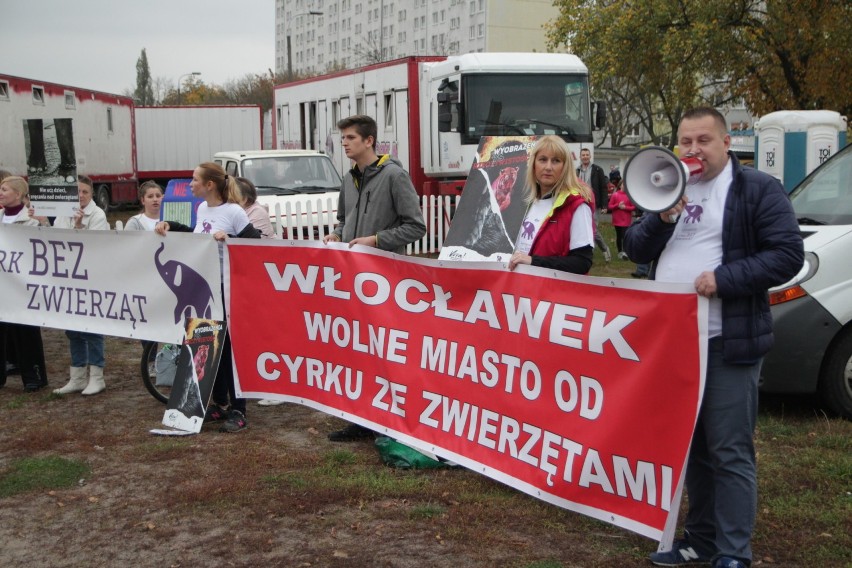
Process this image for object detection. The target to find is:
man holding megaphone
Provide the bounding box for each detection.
[624,107,804,568]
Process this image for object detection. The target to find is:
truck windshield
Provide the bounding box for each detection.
[242,156,342,194]
[461,74,592,144]
[788,144,852,226]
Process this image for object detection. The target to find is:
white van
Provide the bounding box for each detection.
[213,150,342,238]
[762,143,852,418]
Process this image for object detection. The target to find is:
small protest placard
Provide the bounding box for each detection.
[154,319,227,434]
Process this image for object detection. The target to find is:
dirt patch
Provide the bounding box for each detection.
[2,327,849,567]
[0,329,654,567]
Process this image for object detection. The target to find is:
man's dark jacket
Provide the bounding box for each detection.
[624,153,804,363]
[577,163,609,210]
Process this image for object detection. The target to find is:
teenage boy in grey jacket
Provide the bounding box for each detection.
[323,114,426,440]
[323,115,426,254]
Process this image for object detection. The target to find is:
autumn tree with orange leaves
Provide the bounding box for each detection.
[546,0,851,147]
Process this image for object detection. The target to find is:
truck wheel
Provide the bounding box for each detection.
[95,184,111,211]
[818,329,852,420]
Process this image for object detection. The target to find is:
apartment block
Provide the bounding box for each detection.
[274,0,561,75]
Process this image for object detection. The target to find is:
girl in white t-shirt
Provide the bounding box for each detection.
[124,181,163,231]
[154,162,260,433]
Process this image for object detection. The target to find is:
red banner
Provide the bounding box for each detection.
[225,241,707,542]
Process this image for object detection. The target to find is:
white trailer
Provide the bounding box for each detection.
[273,53,603,195]
[0,73,137,207]
[135,105,263,182]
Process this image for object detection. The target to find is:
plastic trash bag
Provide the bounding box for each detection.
[154,344,179,387]
[374,436,454,469]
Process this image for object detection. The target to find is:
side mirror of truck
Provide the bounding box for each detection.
[594,101,607,130]
[437,93,458,133]
[438,112,453,132]
[436,79,460,133]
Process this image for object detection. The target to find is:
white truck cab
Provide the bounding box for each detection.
[213,149,342,237]
[762,142,852,418]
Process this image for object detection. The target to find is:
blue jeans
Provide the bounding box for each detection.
[685,338,760,565]
[65,330,105,368]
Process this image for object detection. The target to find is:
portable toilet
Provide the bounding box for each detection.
[161,179,202,227]
[754,110,847,191]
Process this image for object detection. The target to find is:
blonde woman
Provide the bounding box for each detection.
[508,136,595,274]
[0,176,49,392]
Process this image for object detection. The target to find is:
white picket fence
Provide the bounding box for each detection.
[269,194,460,255]
[115,195,460,255]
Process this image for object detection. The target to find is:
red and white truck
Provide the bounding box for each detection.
[0,73,262,208]
[272,53,604,195]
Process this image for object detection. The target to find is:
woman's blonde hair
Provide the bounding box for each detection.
[524,135,592,205]
[0,176,29,200]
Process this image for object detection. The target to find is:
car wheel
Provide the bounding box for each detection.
[95,184,111,211]
[818,329,852,420]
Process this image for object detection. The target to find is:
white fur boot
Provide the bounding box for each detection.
[81,366,105,396]
[54,366,88,394]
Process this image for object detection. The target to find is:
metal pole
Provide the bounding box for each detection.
[287,35,292,78]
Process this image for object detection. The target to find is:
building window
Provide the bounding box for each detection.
[0,81,9,101]
[107,107,114,134]
[32,86,45,105]
[477,23,484,37]
[64,91,76,110]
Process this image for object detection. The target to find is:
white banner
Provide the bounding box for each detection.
[0,225,222,344]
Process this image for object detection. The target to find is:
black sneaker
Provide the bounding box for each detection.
[328,423,374,442]
[220,410,248,433]
[650,539,712,566]
[204,404,229,423]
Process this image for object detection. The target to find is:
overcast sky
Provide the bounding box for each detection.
[1,0,275,95]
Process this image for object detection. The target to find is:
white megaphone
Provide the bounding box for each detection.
[623,146,704,213]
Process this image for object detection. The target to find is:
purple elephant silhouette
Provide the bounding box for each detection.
[155,243,215,324]
[521,220,535,239]
[683,203,703,224]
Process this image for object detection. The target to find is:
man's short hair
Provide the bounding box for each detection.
[337,115,377,149]
[78,174,94,188]
[681,107,728,136]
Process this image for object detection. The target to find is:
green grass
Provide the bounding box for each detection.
[409,503,446,519]
[0,456,91,497]
[262,447,435,497]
